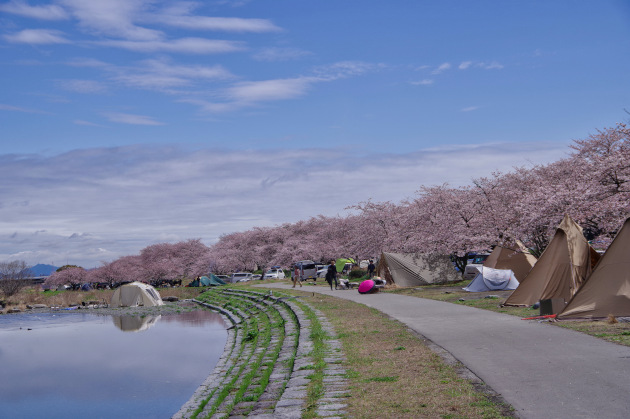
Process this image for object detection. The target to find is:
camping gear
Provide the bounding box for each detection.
[377,252,459,287]
[503,215,600,309]
[463,267,520,292]
[110,282,164,308]
[188,274,226,287]
[557,217,630,319]
[358,279,378,294]
[483,241,537,281]
[337,278,356,290]
[335,258,356,273]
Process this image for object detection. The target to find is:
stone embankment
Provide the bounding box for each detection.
[173,289,349,419]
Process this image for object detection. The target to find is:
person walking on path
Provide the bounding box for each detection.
[325,260,338,290]
[292,265,302,288]
[367,260,376,278]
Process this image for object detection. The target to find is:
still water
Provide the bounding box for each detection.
[0,309,227,419]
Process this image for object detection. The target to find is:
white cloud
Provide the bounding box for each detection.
[431,62,451,74]
[181,61,379,113]
[459,61,473,70]
[0,142,569,267]
[227,77,315,103]
[110,58,234,91]
[150,14,281,33]
[461,106,479,112]
[4,29,70,44]
[97,37,244,54]
[0,0,69,20]
[103,112,164,125]
[59,0,163,41]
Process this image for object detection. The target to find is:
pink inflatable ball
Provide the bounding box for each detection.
[358,279,378,294]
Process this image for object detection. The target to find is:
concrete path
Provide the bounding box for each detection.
[261,283,630,419]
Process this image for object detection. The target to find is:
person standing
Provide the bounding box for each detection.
[325,260,338,290]
[367,260,376,278]
[292,265,302,288]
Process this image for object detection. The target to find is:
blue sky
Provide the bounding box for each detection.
[1,0,629,268]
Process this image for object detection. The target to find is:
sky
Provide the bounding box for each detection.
[1,0,629,268]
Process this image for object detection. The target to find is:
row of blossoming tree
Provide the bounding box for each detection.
[45,124,630,288]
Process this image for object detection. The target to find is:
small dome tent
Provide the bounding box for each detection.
[110,282,164,308]
[463,267,520,292]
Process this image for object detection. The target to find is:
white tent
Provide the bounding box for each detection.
[463,267,520,292]
[110,282,164,308]
[112,315,161,332]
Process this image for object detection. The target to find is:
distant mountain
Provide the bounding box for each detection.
[29,264,59,276]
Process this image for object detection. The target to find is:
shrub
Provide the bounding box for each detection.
[349,269,367,280]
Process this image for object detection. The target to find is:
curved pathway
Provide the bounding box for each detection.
[262,283,630,419]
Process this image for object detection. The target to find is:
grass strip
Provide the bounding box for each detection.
[260,286,514,419]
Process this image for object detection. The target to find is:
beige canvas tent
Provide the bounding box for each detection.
[558,217,630,319]
[377,252,459,287]
[483,241,537,281]
[110,282,164,308]
[503,215,600,310]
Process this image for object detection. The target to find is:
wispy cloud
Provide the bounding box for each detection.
[58,79,108,94]
[59,0,163,41]
[410,79,434,86]
[150,14,281,33]
[0,0,69,20]
[0,142,569,267]
[183,61,380,113]
[0,103,49,114]
[459,60,504,70]
[73,119,105,127]
[96,38,245,54]
[313,61,381,80]
[253,47,313,62]
[103,112,164,125]
[431,62,451,75]
[461,106,479,112]
[4,29,71,44]
[227,77,315,102]
[111,58,234,91]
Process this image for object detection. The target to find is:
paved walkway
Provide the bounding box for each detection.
[261,283,630,419]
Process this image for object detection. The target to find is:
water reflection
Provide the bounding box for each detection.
[112,315,161,332]
[161,310,226,327]
[0,309,227,419]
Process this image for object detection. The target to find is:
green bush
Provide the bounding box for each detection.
[348,269,367,279]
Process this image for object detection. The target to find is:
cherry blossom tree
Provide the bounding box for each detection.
[45,267,87,289]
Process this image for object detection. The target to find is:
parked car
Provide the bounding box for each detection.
[316,267,328,278]
[252,274,262,280]
[215,275,230,281]
[294,260,317,280]
[230,272,253,283]
[264,268,285,279]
